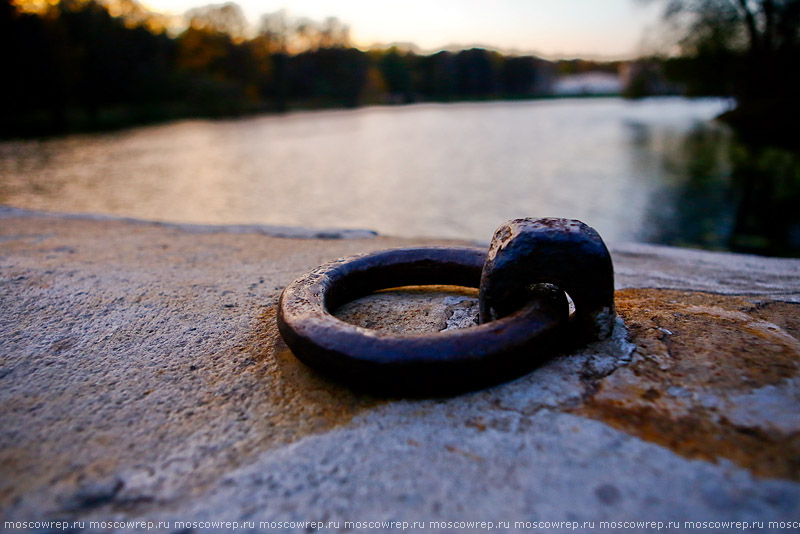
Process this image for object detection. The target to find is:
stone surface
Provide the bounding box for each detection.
[336,286,480,333]
[1,207,800,531]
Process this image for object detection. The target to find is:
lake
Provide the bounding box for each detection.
[2,97,797,254]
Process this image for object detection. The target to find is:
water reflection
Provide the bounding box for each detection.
[628,118,800,257]
[0,98,796,256]
[631,121,737,249]
[728,144,800,256]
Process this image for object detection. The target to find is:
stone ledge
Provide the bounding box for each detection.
[0,205,379,240]
[1,211,798,527]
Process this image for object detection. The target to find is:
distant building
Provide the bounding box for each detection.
[553,72,623,96]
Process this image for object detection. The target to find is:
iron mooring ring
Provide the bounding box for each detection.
[277,218,615,395]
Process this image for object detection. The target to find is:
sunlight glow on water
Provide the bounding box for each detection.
[0,97,733,244]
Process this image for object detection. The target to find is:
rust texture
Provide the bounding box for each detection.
[480,217,616,341]
[578,288,800,480]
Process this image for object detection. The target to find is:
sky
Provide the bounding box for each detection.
[141,0,665,59]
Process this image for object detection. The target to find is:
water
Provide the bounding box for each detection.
[2,97,796,253]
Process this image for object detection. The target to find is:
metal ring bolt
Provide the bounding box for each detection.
[277,218,615,394]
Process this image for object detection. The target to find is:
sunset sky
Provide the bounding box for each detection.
[141,0,665,59]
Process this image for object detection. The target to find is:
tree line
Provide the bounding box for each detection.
[0,0,563,137]
[2,0,797,142]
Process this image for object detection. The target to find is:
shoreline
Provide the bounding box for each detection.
[1,95,714,142]
[2,204,799,301]
[0,204,379,241]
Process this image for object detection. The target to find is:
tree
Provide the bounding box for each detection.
[654,0,799,56]
[257,10,288,53]
[184,2,247,41]
[378,47,413,101]
[318,16,350,48]
[650,0,800,144]
[455,48,500,98]
[501,56,538,96]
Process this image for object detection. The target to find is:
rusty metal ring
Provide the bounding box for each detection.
[277,246,569,394]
